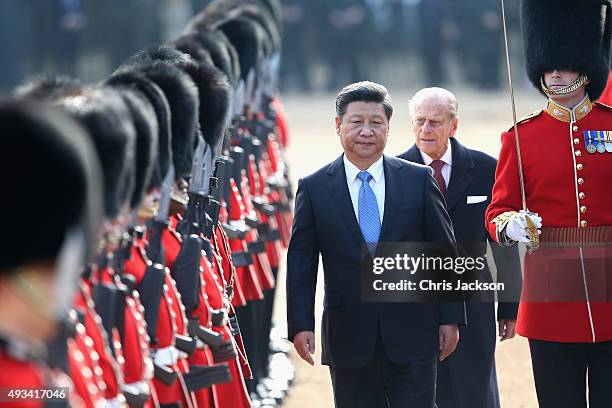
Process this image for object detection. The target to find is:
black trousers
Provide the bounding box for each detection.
[529,339,612,408]
[329,335,437,408]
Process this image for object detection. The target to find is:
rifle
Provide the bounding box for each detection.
[140,166,174,345]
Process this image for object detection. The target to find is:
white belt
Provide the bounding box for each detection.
[154,346,179,366]
[196,338,208,350]
[104,396,125,408]
[122,380,151,396]
[229,219,247,230]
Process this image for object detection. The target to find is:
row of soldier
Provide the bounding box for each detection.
[0,1,294,407]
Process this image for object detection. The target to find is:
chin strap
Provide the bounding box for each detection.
[540,74,588,96]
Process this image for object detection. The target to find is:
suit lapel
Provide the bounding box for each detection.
[445,138,475,211]
[379,156,402,243]
[399,140,475,211]
[398,145,424,165]
[326,155,365,247]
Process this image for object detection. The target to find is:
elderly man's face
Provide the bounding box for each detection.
[412,98,458,160]
[336,101,389,165]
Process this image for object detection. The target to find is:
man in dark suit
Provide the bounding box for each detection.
[398,87,521,408]
[287,81,466,408]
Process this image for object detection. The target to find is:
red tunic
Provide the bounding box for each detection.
[0,347,46,408]
[68,322,106,408]
[159,220,200,407]
[486,97,612,343]
[228,179,264,302]
[240,173,275,291]
[212,224,254,393]
[124,227,192,406]
[260,157,291,248]
[166,215,252,407]
[246,157,282,269]
[73,280,124,402]
[272,96,290,148]
[214,221,247,307]
[108,240,155,407]
[165,215,216,408]
[597,71,612,106]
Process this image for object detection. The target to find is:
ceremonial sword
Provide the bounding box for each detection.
[500,0,540,251]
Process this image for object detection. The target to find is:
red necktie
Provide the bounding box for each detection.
[429,160,447,195]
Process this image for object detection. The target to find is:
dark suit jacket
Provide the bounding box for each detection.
[398,137,521,408]
[286,154,466,368]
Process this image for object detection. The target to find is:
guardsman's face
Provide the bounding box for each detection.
[412,98,458,160]
[137,189,160,223]
[336,101,389,164]
[0,265,59,341]
[543,70,589,102]
[543,70,581,90]
[169,178,189,215]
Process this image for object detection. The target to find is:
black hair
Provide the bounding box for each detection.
[335,81,393,120]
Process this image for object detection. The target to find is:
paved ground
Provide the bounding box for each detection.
[274,88,543,408]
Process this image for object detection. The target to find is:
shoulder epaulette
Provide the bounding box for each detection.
[506,109,543,132]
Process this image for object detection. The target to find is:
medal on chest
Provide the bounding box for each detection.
[584,131,612,154]
[606,131,612,153]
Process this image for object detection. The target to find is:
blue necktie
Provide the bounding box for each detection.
[357,171,381,253]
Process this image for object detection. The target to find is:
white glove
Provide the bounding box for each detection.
[505,211,542,243]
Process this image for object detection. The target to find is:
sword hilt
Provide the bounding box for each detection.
[524,213,540,253]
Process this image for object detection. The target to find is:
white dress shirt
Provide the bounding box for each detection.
[343,155,385,222]
[419,141,453,188]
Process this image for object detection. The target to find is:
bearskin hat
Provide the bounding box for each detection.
[116,57,199,179]
[182,29,241,86]
[104,80,159,209]
[15,75,82,101]
[259,0,283,34]
[194,1,281,53]
[106,72,172,190]
[217,16,267,82]
[58,87,137,218]
[127,46,230,155]
[522,0,612,99]
[172,33,215,67]
[0,99,103,271]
